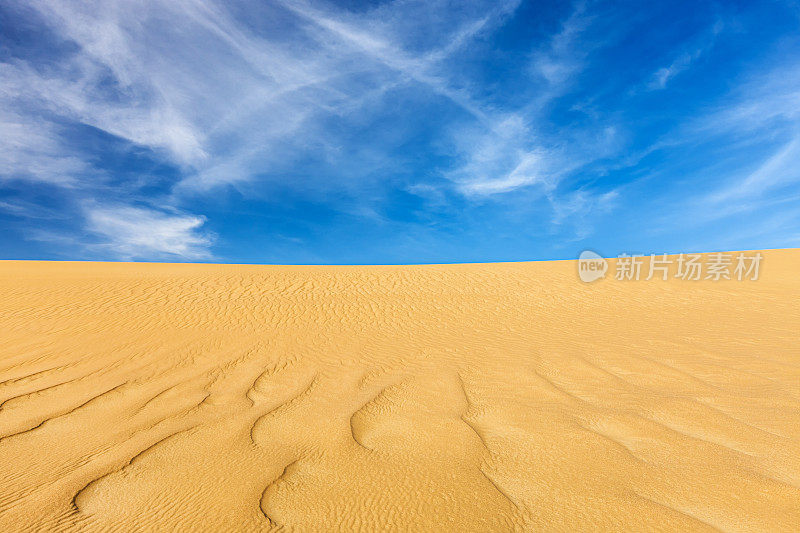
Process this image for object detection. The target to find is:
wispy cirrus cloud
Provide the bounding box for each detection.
[529,1,594,88]
[3,0,535,258]
[443,2,607,199]
[635,50,800,249]
[647,21,723,90]
[649,50,702,90]
[0,107,86,185]
[709,137,800,204]
[84,204,214,261]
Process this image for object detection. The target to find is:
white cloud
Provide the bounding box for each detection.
[640,57,800,236]
[448,115,555,196]
[0,0,527,191]
[2,0,539,259]
[443,1,622,204]
[85,205,213,260]
[649,51,700,90]
[0,107,86,185]
[275,0,521,127]
[702,68,800,133]
[459,151,547,195]
[529,2,593,88]
[709,137,800,203]
[667,60,800,208]
[647,21,722,90]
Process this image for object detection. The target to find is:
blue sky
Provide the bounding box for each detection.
[1,0,799,264]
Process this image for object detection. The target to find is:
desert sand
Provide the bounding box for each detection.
[0,250,799,531]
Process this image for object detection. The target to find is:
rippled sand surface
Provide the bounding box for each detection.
[1,251,799,531]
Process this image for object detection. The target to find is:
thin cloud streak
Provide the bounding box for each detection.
[84,204,214,260]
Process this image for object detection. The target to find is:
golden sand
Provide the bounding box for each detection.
[1,250,798,531]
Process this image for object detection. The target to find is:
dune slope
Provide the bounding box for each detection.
[1,250,799,531]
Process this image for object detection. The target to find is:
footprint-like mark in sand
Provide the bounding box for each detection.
[349,381,406,452]
[72,425,198,513]
[456,373,523,515]
[249,372,319,446]
[245,358,297,408]
[258,459,300,528]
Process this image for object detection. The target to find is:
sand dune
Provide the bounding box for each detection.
[1,250,799,531]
